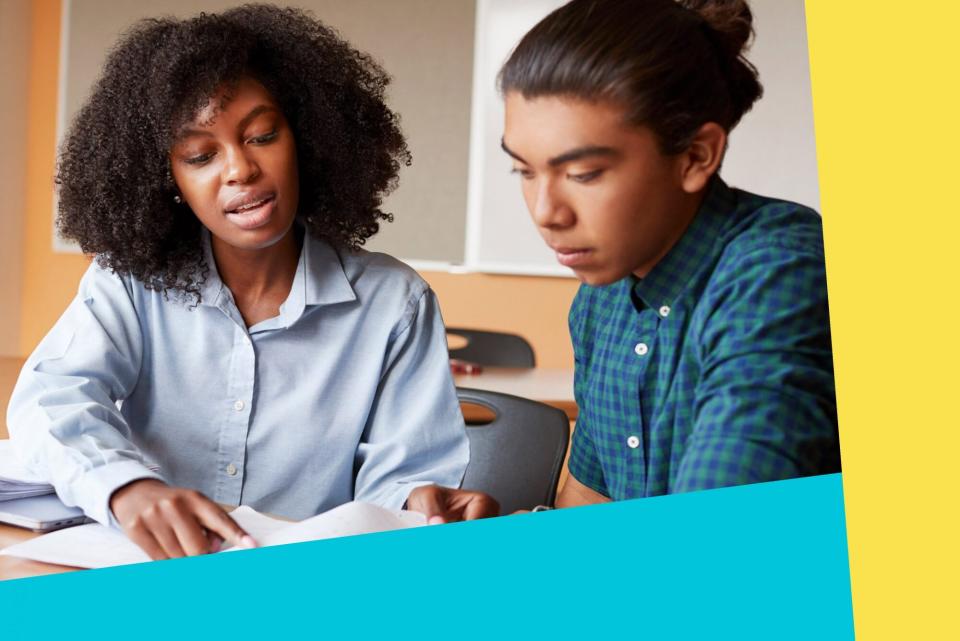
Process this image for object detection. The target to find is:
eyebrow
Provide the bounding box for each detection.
[500,138,619,167]
[176,105,279,140]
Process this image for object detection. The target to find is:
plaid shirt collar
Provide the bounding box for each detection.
[631,177,737,311]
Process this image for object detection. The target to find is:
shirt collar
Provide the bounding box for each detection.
[631,177,736,311]
[301,232,357,307]
[198,228,357,323]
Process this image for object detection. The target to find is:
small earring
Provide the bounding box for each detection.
[173,195,182,204]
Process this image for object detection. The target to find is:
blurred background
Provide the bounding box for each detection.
[0,0,817,370]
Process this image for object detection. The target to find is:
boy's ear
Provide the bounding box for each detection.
[679,122,727,193]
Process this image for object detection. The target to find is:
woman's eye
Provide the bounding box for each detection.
[510,167,535,180]
[568,169,603,183]
[249,130,278,144]
[184,152,214,166]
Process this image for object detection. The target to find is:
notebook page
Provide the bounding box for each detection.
[1,502,426,568]
[0,522,150,568]
[258,502,427,547]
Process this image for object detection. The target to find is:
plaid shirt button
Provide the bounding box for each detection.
[659,305,671,317]
[627,435,640,449]
[634,343,649,356]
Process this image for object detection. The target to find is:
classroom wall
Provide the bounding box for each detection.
[19,0,92,359]
[0,0,31,358]
[16,0,578,369]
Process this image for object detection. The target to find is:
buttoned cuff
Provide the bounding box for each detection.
[71,460,165,528]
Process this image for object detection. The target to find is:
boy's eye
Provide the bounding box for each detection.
[568,169,603,183]
[510,167,535,180]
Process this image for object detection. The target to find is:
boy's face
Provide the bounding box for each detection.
[502,93,696,286]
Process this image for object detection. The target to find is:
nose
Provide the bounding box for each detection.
[223,145,260,185]
[530,178,574,230]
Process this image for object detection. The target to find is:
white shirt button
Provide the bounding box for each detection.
[659,305,671,318]
[226,463,238,476]
[634,342,649,356]
[233,400,245,411]
[627,435,640,449]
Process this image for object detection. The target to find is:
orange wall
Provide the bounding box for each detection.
[20,0,91,357]
[18,0,579,369]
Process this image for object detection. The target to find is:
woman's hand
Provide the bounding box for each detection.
[405,485,500,524]
[110,479,257,560]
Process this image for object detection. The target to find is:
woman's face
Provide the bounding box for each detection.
[170,77,299,251]
[502,93,694,286]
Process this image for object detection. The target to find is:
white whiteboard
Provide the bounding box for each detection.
[464,0,820,277]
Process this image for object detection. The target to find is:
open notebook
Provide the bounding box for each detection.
[0,501,426,568]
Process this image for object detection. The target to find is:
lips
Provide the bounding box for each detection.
[224,191,277,231]
[224,190,276,214]
[551,245,594,268]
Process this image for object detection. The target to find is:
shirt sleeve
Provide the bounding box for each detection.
[6,264,164,526]
[566,413,608,497]
[352,287,469,510]
[565,287,609,496]
[673,242,840,493]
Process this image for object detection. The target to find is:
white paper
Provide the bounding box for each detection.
[0,522,151,568]
[0,440,54,500]
[0,502,426,568]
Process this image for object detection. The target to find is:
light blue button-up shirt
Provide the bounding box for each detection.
[7,231,469,526]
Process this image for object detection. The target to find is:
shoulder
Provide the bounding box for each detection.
[702,190,828,301]
[719,190,825,265]
[694,190,831,346]
[334,246,430,304]
[78,258,143,303]
[326,246,434,338]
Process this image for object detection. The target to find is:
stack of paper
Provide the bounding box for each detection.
[0,440,54,501]
[0,440,161,502]
[0,501,427,568]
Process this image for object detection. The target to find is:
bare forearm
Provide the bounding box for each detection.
[555,472,611,508]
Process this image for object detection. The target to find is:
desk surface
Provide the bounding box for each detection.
[454,367,576,420]
[0,520,80,581]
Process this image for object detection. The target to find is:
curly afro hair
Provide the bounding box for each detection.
[56,3,411,301]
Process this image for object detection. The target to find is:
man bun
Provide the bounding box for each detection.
[679,0,763,127]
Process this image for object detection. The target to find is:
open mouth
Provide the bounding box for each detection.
[225,195,276,230]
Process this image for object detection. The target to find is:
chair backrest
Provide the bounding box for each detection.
[458,387,570,514]
[447,328,536,368]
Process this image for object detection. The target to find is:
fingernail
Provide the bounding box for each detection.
[428,516,446,526]
[241,535,258,548]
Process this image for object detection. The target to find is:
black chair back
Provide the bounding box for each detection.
[447,328,536,368]
[458,387,569,514]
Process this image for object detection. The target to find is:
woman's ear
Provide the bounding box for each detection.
[679,122,727,193]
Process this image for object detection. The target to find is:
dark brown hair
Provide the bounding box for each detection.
[499,0,763,154]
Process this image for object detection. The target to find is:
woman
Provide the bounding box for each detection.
[8,4,493,559]
[499,0,840,507]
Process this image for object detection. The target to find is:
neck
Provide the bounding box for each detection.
[211,226,302,302]
[632,187,707,279]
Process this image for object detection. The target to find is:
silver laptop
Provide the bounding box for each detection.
[0,494,91,532]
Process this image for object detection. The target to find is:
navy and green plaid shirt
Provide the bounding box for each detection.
[567,178,839,499]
